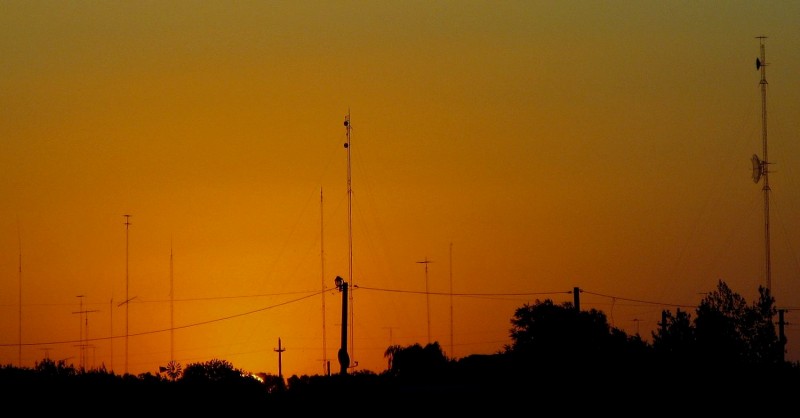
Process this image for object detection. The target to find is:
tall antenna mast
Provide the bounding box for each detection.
[344,110,355,367]
[753,36,771,292]
[320,187,328,374]
[417,257,433,344]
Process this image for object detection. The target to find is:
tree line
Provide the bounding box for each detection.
[2,280,798,411]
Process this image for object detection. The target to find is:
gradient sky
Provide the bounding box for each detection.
[1,1,799,378]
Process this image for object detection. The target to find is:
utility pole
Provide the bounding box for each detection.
[417,257,433,344]
[335,276,349,375]
[274,338,286,379]
[573,287,581,312]
[778,309,787,363]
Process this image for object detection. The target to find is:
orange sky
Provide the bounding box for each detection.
[1,1,799,378]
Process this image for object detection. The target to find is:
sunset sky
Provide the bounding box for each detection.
[2,1,799,378]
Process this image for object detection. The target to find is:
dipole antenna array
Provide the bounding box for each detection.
[417,257,434,344]
[753,36,772,292]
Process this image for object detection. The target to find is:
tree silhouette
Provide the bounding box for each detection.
[383,342,449,381]
[653,307,695,363]
[33,357,77,379]
[181,358,246,383]
[507,300,617,361]
[694,280,781,366]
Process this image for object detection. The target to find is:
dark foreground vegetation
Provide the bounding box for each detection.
[2,280,798,413]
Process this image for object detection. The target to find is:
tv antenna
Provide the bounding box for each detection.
[752,36,772,292]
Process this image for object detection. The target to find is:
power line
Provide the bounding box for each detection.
[1,289,324,348]
[355,285,571,298]
[580,290,698,308]
[4,285,768,352]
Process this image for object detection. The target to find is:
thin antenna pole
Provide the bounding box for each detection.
[72,296,98,370]
[449,242,454,358]
[85,307,90,368]
[170,241,174,364]
[76,295,84,369]
[124,214,131,374]
[320,187,327,374]
[17,220,22,367]
[109,297,113,373]
[71,300,99,371]
[757,36,771,292]
[417,257,433,344]
[344,111,354,366]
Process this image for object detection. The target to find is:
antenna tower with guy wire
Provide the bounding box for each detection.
[343,111,356,369]
[752,36,772,292]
